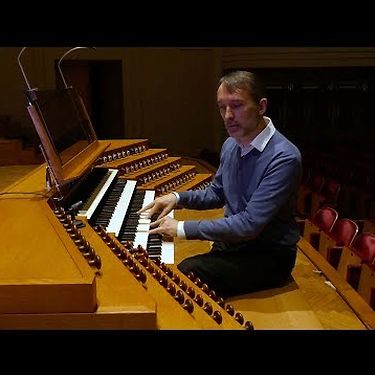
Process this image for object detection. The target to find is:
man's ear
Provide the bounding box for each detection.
[259,98,268,115]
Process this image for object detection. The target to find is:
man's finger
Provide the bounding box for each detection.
[150,217,163,228]
[157,206,172,220]
[136,201,154,215]
[138,206,158,219]
[148,227,162,235]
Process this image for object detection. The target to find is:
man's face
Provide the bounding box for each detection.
[217,83,266,143]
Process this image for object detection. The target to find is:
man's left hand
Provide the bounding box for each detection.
[149,216,178,238]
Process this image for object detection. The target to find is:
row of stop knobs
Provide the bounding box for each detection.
[54,208,102,269]
[94,225,221,321]
[135,161,180,186]
[184,270,253,330]
[120,152,169,177]
[155,171,197,195]
[98,144,148,164]
[94,225,148,283]
[192,181,211,191]
[94,225,253,329]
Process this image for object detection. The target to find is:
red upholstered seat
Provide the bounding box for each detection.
[329,218,359,247]
[326,218,359,269]
[307,207,338,249]
[311,206,338,233]
[351,232,375,264]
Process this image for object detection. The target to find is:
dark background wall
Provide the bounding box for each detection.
[248,66,375,151]
[1,47,375,160]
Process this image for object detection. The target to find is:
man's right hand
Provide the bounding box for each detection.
[136,192,177,220]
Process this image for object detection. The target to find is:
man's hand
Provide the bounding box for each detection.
[136,193,177,220]
[149,216,178,238]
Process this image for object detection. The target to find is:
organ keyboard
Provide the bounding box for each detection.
[80,168,118,219]
[63,165,174,263]
[85,176,174,264]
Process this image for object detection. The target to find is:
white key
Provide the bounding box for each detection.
[142,190,156,211]
[133,190,155,248]
[81,169,118,219]
[137,223,150,232]
[160,240,174,264]
[144,210,175,264]
[106,180,137,236]
[133,191,175,263]
[133,232,149,249]
[161,210,174,264]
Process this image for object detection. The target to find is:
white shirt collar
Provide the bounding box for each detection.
[238,117,275,156]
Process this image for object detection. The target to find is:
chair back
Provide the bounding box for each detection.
[312,206,338,232]
[330,218,359,247]
[351,232,375,263]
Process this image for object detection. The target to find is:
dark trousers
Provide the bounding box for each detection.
[177,241,297,299]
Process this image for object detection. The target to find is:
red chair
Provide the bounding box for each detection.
[303,206,338,249]
[311,206,338,232]
[318,218,359,269]
[351,232,375,263]
[338,232,375,289]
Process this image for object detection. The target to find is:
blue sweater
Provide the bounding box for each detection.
[178,130,302,248]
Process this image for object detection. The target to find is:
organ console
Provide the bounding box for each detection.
[0,51,253,330]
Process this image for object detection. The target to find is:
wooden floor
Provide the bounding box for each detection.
[0,164,41,192]
[0,163,368,330]
[175,208,365,330]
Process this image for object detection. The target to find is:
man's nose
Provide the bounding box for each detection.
[224,106,234,119]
